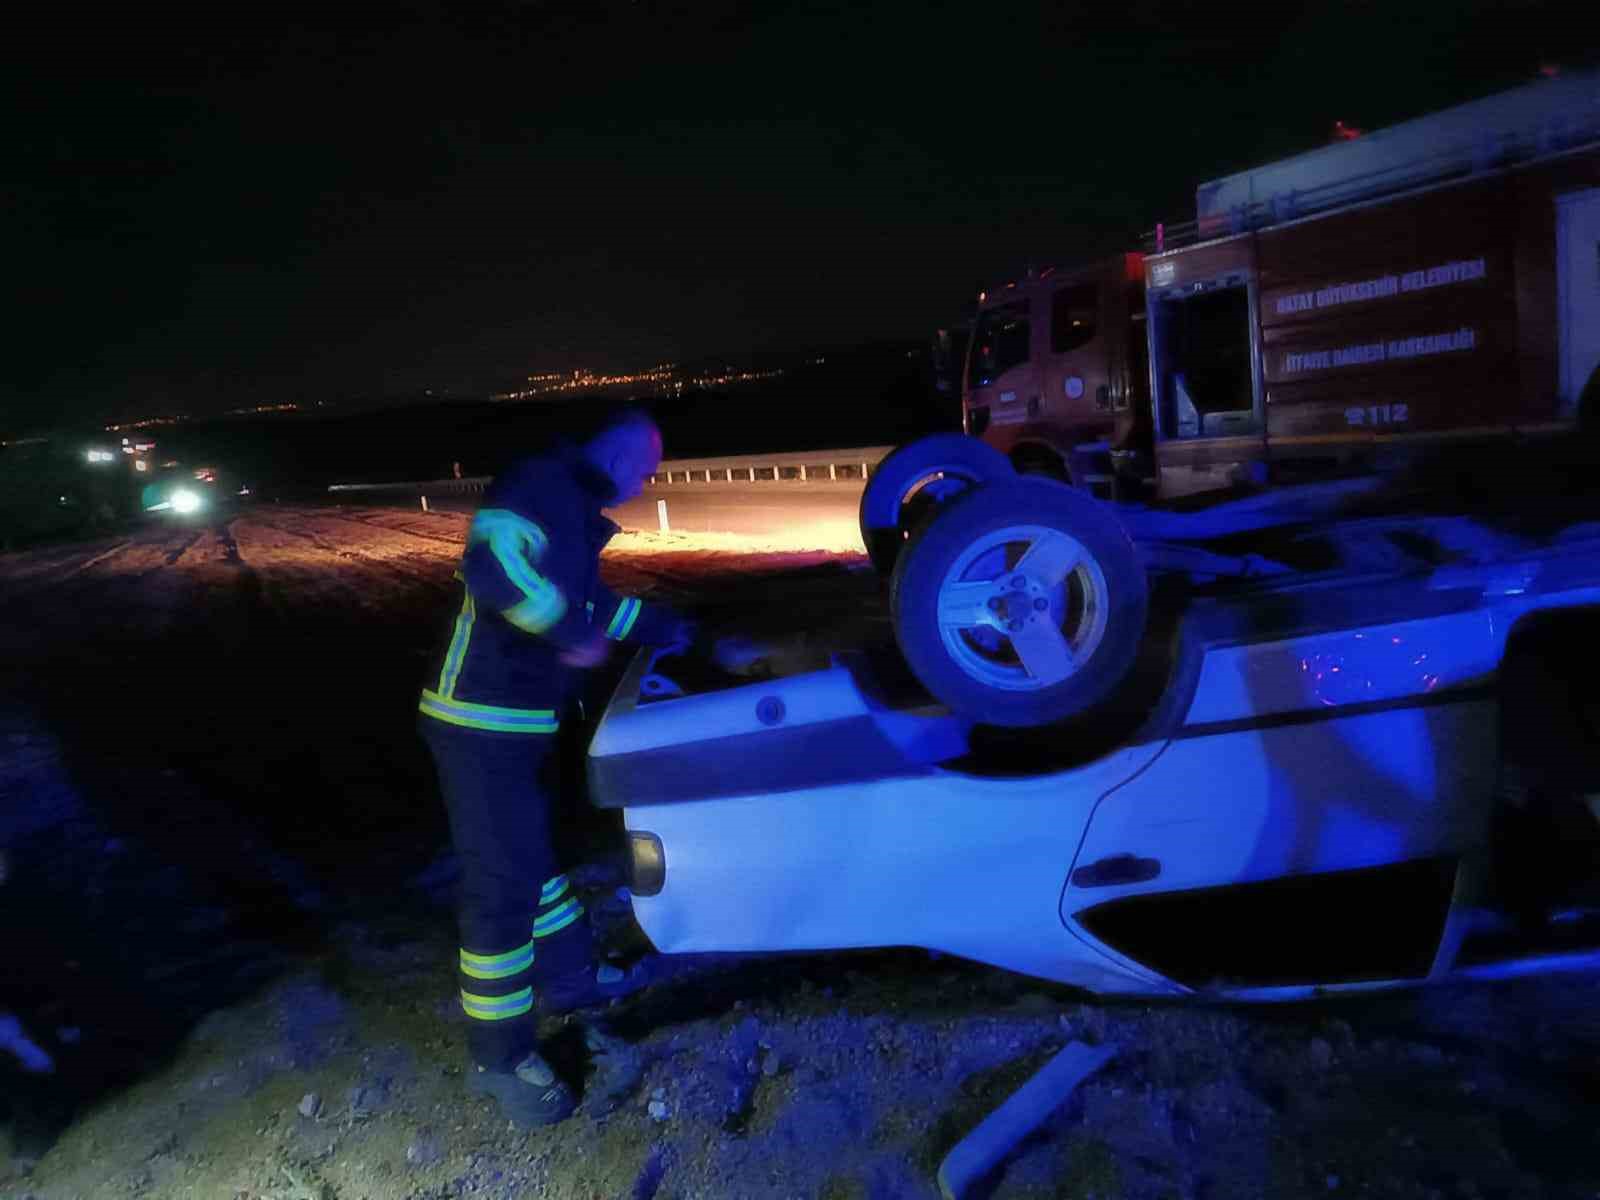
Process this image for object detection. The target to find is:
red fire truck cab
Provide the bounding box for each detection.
[961,253,1152,495]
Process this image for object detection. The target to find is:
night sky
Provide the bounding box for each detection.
[5,0,1590,433]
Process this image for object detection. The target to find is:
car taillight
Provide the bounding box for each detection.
[628,831,665,896]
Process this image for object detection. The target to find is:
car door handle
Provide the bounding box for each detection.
[1072,853,1161,889]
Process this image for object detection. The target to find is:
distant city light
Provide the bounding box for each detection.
[134,460,149,472]
[492,361,782,402]
[225,402,300,417]
[85,448,116,464]
[104,401,299,433]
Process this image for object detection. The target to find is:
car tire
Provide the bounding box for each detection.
[890,476,1148,728]
[859,435,1014,575]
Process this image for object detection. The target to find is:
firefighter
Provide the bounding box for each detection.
[418,408,709,1126]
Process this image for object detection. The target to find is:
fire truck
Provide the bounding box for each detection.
[961,69,1600,499]
[961,253,1151,495]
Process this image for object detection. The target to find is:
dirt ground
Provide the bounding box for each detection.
[4,503,1600,1200]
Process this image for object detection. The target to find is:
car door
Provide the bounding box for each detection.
[1059,605,1502,991]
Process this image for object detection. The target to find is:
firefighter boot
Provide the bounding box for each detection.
[468,1051,577,1128]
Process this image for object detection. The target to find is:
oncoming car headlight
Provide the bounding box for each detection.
[169,487,203,515]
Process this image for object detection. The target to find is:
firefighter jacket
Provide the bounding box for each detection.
[418,443,686,734]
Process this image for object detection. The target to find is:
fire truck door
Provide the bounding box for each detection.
[1557,187,1600,413]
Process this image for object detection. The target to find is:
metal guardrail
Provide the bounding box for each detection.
[648,445,894,485]
[326,445,896,500]
[328,477,491,496]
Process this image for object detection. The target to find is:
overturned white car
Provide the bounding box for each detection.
[589,440,1600,1000]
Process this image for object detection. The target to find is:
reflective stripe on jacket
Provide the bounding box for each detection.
[419,444,682,733]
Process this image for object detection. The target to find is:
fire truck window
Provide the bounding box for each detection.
[1051,284,1098,354]
[968,300,1031,387]
[1158,287,1254,432]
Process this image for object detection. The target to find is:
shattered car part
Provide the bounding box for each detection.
[937,1041,1118,1200]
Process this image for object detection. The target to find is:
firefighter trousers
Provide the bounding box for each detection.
[419,719,594,1071]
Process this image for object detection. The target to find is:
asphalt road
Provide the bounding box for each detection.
[611,480,863,542]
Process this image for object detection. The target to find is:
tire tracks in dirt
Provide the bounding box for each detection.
[164,529,205,565]
[243,512,456,594]
[0,530,206,624]
[0,536,140,602]
[230,512,459,653]
[73,537,140,574]
[0,523,280,669]
[308,507,469,550]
